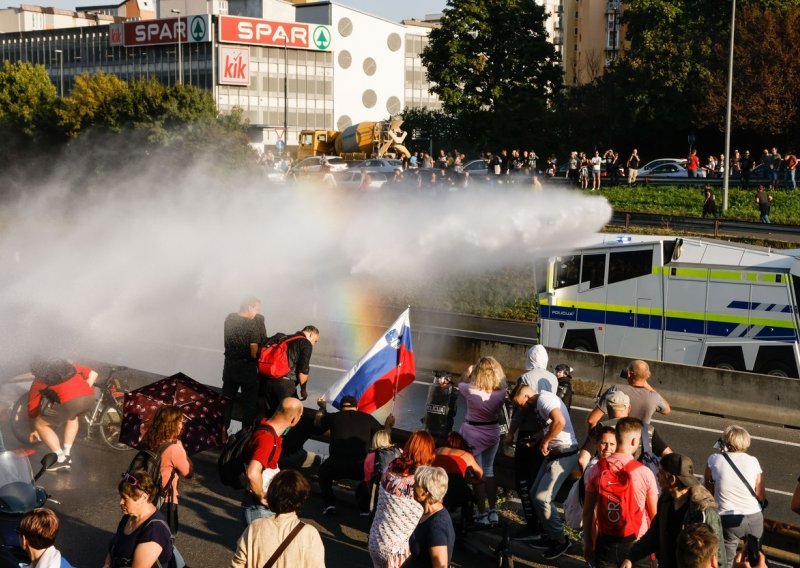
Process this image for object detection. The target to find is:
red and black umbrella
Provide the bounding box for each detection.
[120,372,230,455]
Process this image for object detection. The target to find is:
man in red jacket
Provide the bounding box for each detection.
[28,359,97,471]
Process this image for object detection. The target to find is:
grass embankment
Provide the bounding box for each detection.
[598,183,800,225]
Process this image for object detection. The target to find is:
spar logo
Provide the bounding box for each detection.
[219,46,250,86]
[313,26,331,50]
[190,16,206,42]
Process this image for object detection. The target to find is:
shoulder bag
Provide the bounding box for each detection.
[720,451,767,511]
[263,521,306,568]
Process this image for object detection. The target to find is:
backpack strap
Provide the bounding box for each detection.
[156,441,178,501]
[262,521,305,568]
[139,517,174,568]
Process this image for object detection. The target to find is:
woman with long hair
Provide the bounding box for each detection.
[442,356,506,526]
[140,405,192,534]
[368,430,436,567]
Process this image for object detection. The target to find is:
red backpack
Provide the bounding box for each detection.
[595,458,646,538]
[257,335,302,379]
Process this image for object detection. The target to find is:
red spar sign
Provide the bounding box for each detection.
[218,16,330,50]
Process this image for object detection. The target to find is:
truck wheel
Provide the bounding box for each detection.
[564,339,593,352]
[762,362,791,378]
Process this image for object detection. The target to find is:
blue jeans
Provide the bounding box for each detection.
[243,504,273,526]
[786,169,796,190]
[530,447,579,542]
[760,212,771,224]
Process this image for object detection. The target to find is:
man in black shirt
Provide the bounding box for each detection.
[222,296,267,428]
[259,325,320,418]
[315,395,394,516]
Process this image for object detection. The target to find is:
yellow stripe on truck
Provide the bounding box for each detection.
[545,298,795,329]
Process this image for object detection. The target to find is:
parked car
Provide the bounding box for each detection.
[288,156,348,177]
[639,158,686,171]
[462,159,489,176]
[639,162,689,177]
[354,158,404,174]
[332,170,391,190]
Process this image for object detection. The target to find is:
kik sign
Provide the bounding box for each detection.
[218,15,332,51]
[109,15,210,47]
[218,46,250,86]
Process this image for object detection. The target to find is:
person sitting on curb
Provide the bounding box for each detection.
[315,395,394,517]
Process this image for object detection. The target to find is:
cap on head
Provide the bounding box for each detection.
[606,390,630,412]
[660,453,700,487]
[340,395,358,408]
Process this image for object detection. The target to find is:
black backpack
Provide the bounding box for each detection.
[217,424,276,490]
[126,441,176,508]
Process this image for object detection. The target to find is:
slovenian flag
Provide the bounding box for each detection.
[324,308,415,414]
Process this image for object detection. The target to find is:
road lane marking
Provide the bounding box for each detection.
[571,406,800,448]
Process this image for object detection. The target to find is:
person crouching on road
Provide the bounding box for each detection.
[511,385,579,561]
[28,359,98,472]
[17,508,74,568]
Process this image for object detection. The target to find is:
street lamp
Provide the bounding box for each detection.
[54,49,63,96]
[722,0,736,211]
[171,8,183,85]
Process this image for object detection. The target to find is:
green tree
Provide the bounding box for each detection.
[56,71,129,136]
[698,4,800,144]
[0,61,57,139]
[421,0,562,148]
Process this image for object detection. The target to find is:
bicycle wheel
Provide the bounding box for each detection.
[98,405,130,451]
[10,393,37,446]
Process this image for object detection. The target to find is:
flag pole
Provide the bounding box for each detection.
[390,305,411,414]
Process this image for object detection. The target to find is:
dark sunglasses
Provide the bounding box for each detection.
[121,472,138,487]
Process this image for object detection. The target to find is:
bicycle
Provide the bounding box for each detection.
[9,365,132,452]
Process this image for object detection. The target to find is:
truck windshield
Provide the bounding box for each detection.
[299,133,313,145]
[554,256,579,289]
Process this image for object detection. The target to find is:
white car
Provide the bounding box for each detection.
[639,162,689,178]
[288,156,349,177]
[639,158,687,172]
[332,171,391,190]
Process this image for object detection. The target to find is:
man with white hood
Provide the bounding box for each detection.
[503,345,558,538]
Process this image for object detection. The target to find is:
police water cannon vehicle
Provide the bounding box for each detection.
[537,234,800,377]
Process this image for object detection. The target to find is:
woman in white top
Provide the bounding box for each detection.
[704,425,765,568]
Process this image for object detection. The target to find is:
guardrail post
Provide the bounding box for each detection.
[714,219,720,238]
[625,212,630,230]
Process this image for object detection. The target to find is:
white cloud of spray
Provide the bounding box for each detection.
[0,172,611,382]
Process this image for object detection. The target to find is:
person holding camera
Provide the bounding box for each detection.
[703,426,765,568]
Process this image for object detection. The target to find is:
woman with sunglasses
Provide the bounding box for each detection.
[139,405,193,534]
[105,471,173,568]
